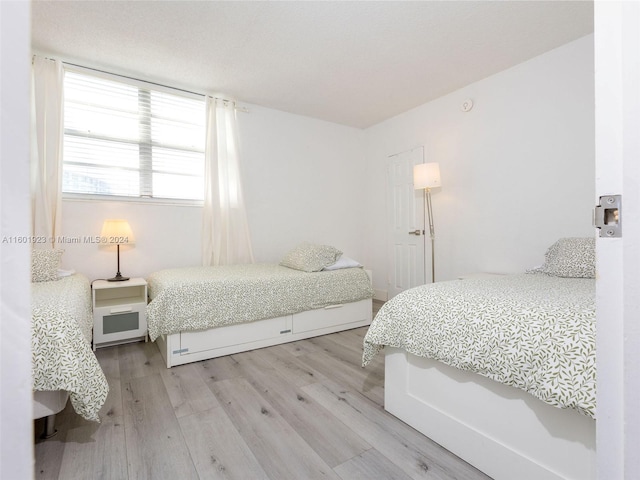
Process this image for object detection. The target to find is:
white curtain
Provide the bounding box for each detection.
[31,56,64,248]
[202,97,254,265]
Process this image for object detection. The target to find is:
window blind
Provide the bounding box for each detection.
[62,69,206,201]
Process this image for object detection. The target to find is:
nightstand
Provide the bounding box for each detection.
[92,277,147,350]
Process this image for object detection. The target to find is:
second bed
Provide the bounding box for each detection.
[147,262,373,367]
[362,237,597,480]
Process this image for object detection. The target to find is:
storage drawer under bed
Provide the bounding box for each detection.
[158,298,372,367]
[179,314,292,354]
[292,300,371,334]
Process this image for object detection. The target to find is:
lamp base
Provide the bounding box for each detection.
[107,274,129,282]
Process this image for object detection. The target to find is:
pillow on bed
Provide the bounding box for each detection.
[323,255,362,271]
[57,268,76,278]
[280,242,342,272]
[31,248,64,282]
[534,237,595,278]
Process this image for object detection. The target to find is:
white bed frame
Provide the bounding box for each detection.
[385,348,596,480]
[33,390,69,438]
[156,298,372,368]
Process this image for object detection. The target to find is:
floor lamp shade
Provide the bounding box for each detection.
[413,162,441,190]
[413,163,441,284]
[101,219,135,282]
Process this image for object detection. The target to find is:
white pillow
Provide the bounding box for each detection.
[323,255,362,271]
[57,268,76,278]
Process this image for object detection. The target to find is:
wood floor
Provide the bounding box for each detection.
[34,303,490,480]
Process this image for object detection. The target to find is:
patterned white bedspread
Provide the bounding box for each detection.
[147,264,373,340]
[31,275,109,422]
[363,273,596,418]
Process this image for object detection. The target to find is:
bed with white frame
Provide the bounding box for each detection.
[147,243,374,368]
[363,238,597,480]
[31,251,109,436]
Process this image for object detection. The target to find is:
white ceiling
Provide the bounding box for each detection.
[31,1,593,129]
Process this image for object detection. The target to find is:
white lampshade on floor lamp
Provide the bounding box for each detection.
[101,219,135,282]
[413,163,441,283]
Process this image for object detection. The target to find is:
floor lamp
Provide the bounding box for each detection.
[413,163,441,283]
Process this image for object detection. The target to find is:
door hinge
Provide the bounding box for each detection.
[594,195,622,238]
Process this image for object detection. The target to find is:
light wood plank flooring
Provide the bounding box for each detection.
[34,301,490,480]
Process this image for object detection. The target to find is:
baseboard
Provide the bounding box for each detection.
[373,289,388,302]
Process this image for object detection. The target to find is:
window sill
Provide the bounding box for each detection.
[62,193,203,207]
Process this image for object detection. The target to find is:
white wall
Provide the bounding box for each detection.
[239,105,366,262]
[61,104,366,281]
[60,200,202,281]
[1,1,34,478]
[363,35,595,298]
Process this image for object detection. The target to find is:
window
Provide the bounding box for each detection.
[62,69,206,201]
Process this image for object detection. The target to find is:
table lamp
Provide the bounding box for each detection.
[101,219,135,282]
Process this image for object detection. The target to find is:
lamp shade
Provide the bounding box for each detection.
[413,162,442,190]
[100,219,135,245]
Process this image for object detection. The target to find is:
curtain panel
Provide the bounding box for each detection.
[202,98,254,266]
[31,56,64,248]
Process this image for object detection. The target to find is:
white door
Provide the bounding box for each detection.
[387,146,425,298]
[594,2,640,478]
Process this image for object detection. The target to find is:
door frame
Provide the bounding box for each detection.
[595,1,640,477]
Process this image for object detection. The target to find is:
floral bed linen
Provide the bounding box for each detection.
[363,273,595,418]
[32,275,108,422]
[147,264,373,340]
